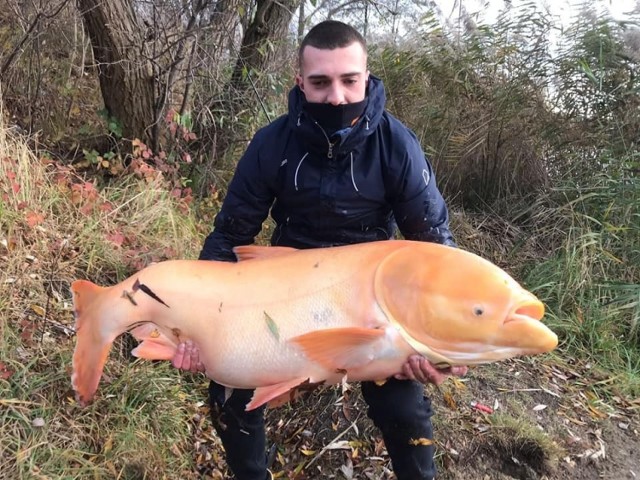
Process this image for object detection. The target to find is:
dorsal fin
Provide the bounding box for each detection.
[233,245,298,262]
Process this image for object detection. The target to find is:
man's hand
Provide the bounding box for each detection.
[172,340,205,373]
[395,354,467,385]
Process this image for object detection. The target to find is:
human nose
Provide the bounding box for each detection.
[326,82,345,105]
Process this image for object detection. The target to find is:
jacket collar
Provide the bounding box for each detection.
[288,75,387,159]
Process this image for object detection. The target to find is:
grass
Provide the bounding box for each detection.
[485,413,564,471]
[1,117,639,478]
[520,168,640,397]
[0,120,206,479]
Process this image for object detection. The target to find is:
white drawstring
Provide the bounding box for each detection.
[294,152,359,193]
[350,152,359,192]
[294,153,309,191]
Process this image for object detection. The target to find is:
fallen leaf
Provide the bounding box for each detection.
[0,362,15,380]
[533,404,547,412]
[32,417,45,427]
[443,390,457,410]
[25,211,45,228]
[409,437,434,446]
[106,232,126,247]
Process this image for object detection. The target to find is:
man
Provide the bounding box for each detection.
[174,20,467,480]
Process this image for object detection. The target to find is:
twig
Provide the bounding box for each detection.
[306,413,362,469]
[0,0,70,79]
[498,387,560,398]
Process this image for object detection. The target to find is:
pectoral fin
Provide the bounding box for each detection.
[246,377,308,411]
[289,327,385,371]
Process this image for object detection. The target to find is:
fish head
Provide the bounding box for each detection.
[375,243,558,365]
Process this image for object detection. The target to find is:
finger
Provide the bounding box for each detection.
[184,341,197,371]
[451,365,468,376]
[172,343,186,369]
[429,371,447,386]
[425,360,452,385]
[401,361,416,381]
[185,340,204,372]
[413,357,431,384]
[190,345,204,372]
[187,340,197,360]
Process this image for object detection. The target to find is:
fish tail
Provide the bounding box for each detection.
[71,279,122,406]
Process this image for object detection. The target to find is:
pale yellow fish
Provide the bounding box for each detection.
[70,240,557,410]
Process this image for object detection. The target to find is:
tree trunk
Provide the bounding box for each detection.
[200,0,300,177]
[77,0,155,143]
[297,1,305,45]
[228,0,300,94]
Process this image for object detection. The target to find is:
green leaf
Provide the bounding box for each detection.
[264,312,280,341]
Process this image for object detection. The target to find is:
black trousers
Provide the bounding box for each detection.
[209,378,436,480]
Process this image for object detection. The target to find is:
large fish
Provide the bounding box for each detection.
[71,240,557,410]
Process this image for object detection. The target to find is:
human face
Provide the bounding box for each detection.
[296,42,369,105]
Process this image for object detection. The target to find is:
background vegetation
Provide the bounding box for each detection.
[1,0,638,478]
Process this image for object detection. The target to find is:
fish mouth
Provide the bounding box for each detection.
[505,297,545,323]
[503,296,557,353]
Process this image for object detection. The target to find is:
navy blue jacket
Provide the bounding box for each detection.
[200,75,454,261]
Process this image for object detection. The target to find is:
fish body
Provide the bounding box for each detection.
[71,240,557,410]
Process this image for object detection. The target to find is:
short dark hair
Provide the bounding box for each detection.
[298,21,367,69]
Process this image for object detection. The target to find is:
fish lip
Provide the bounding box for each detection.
[505,299,545,323]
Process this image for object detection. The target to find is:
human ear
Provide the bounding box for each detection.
[295,73,305,92]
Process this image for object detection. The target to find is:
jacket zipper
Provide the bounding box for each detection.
[308,118,334,159]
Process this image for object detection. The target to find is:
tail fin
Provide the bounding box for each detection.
[71,279,117,406]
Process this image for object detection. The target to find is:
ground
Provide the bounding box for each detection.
[189,357,639,479]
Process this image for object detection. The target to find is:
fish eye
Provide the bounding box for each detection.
[473,305,484,316]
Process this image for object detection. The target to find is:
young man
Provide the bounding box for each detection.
[174,20,467,480]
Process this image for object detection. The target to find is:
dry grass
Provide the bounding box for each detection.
[0,120,204,479]
[1,115,638,479]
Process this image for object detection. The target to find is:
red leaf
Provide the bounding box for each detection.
[79,203,93,215]
[26,211,45,228]
[99,201,114,213]
[106,232,126,247]
[0,362,15,380]
[19,319,35,345]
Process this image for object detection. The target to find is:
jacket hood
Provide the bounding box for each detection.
[287,75,387,158]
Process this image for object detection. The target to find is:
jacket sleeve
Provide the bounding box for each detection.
[388,132,456,247]
[199,134,275,262]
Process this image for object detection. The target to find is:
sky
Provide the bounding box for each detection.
[434,0,639,24]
